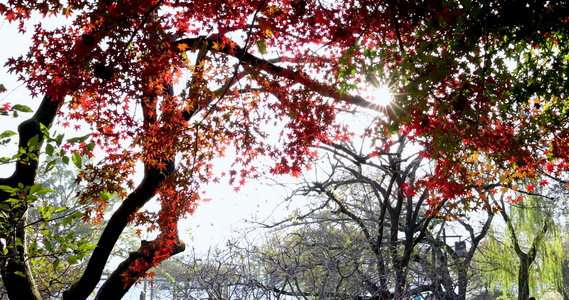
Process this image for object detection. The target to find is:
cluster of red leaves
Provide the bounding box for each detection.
[2,0,386,285]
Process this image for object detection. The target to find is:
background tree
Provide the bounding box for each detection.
[254,215,372,299]
[408,153,501,300]
[476,189,567,300]
[243,131,441,299]
[24,158,98,299]
[410,202,494,300]
[143,241,277,300]
[0,154,123,299]
[558,235,569,300]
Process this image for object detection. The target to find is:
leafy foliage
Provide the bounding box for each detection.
[0,0,568,299]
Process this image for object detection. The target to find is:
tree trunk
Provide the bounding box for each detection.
[63,86,180,300]
[499,198,550,300]
[95,233,185,300]
[2,212,42,300]
[557,258,569,300]
[518,254,530,300]
[0,95,61,300]
[457,264,468,300]
[62,161,175,300]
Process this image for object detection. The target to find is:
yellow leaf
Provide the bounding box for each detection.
[471,153,479,161]
[258,17,274,38]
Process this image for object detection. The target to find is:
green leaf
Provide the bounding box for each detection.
[54,207,67,213]
[0,130,16,139]
[29,183,44,195]
[257,40,267,54]
[45,143,54,157]
[84,142,95,155]
[27,135,40,149]
[36,188,55,195]
[70,212,84,219]
[39,206,53,220]
[62,155,69,165]
[67,133,90,144]
[14,271,26,278]
[0,185,13,193]
[39,123,49,136]
[44,240,52,252]
[72,151,82,168]
[45,160,56,173]
[55,134,64,146]
[84,244,98,251]
[12,104,33,113]
[5,198,21,204]
[29,241,37,253]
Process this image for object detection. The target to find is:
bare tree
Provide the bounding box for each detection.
[244,133,441,299]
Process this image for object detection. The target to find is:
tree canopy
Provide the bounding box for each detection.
[0,0,568,299]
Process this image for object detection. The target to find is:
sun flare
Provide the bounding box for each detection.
[374,85,394,106]
[363,84,393,106]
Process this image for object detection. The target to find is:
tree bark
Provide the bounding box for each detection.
[2,212,42,300]
[557,258,569,300]
[95,232,186,300]
[0,95,61,300]
[518,253,531,300]
[61,161,175,300]
[173,36,383,112]
[63,86,178,300]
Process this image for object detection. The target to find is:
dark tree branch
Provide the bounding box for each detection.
[1,95,62,300]
[61,160,175,300]
[173,36,384,112]
[94,232,186,300]
[63,86,178,300]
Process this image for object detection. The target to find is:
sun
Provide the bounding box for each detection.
[360,84,393,106]
[372,85,394,106]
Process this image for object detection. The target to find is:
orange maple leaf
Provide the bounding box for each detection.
[156,161,167,171]
[177,43,189,52]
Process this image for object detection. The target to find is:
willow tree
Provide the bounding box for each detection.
[478,193,565,300]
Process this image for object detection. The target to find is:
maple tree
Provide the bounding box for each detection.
[0,0,568,299]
